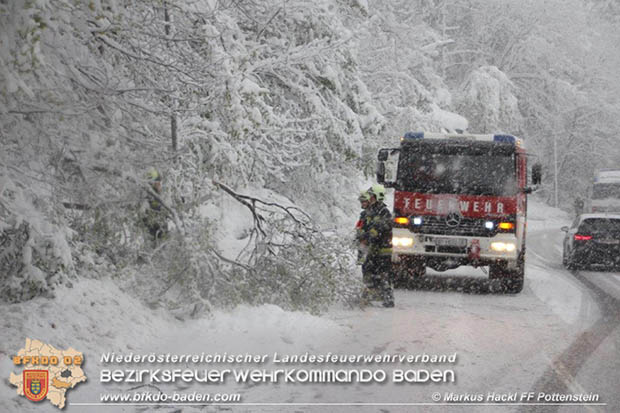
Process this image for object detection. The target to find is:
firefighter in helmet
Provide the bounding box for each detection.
[360,184,394,307]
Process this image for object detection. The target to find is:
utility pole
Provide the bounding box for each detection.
[164,1,177,151]
[441,0,446,79]
[554,133,558,207]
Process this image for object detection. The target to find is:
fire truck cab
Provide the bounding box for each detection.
[377,131,541,293]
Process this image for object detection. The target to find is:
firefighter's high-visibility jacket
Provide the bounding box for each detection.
[361,201,392,257]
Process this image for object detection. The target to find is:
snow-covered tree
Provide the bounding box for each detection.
[0,0,379,311]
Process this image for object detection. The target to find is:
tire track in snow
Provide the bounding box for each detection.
[522,270,620,413]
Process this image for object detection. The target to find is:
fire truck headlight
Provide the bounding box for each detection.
[484,221,494,230]
[392,237,414,247]
[490,242,516,252]
[412,217,423,225]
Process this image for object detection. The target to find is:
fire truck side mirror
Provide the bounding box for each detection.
[378,149,389,162]
[532,163,542,186]
[376,148,398,187]
[376,161,386,184]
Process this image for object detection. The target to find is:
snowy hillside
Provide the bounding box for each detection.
[0,200,586,413]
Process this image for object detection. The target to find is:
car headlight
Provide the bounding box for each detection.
[392,237,414,247]
[490,242,516,252]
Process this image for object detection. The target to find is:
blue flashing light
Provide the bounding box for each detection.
[403,131,424,140]
[493,134,516,144]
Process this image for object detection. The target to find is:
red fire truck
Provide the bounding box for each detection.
[376,131,541,293]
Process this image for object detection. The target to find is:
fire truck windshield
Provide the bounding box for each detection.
[396,145,517,196]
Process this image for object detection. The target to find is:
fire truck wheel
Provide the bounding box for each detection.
[504,270,524,294]
[489,258,524,294]
[504,254,524,294]
[488,263,504,280]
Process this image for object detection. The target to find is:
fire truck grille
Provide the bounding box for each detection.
[409,216,494,237]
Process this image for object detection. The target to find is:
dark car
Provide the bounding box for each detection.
[562,214,620,270]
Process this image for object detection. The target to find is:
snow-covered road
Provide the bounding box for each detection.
[2,201,619,412]
[146,225,619,413]
[522,230,620,413]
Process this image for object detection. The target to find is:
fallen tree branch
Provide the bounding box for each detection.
[212,179,314,233]
[210,248,252,271]
[212,180,267,237]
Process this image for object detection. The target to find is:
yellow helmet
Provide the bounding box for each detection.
[368,184,386,201]
[146,167,161,182]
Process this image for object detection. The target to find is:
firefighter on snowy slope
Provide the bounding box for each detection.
[356,190,371,265]
[360,184,394,307]
[142,167,168,244]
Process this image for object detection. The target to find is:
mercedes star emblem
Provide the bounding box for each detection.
[445,213,462,227]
